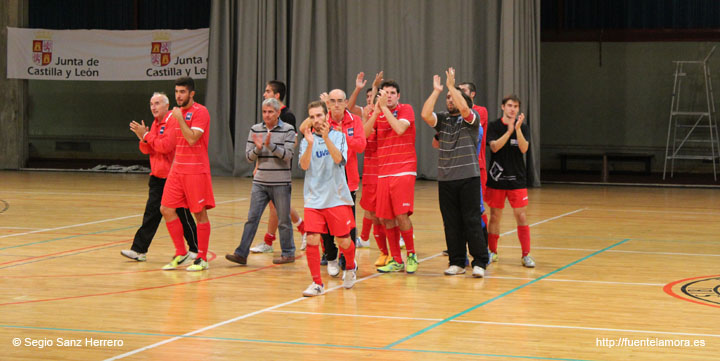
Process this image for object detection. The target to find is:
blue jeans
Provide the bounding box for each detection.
[235,183,295,258]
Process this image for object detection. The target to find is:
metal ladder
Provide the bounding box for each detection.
[663,46,720,181]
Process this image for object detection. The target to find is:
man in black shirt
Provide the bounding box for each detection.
[485,94,535,268]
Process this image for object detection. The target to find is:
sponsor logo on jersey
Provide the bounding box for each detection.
[159,125,166,134]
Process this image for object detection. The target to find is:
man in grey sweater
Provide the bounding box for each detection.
[226,97,297,265]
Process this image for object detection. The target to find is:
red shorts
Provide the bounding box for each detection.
[161,173,216,213]
[485,187,528,209]
[375,175,415,220]
[359,183,377,212]
[479,167,487,198]
[304,206,356,236]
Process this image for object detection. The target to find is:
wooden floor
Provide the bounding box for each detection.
[1,170,719,361]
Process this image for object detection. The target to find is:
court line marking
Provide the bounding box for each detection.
[0,324,592,361]
[103,208,586,360]
[384,238,631,348]
[0,253,273,307]
[268,310,720,338]
[587,207,720,216]
[0,197,247,240]
[500,245,720,257]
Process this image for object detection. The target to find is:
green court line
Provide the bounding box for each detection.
[384,238,632,349]
[0,324,594,361]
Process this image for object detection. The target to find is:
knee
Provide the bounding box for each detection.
[160,205,174,218]
[306,233,321,246]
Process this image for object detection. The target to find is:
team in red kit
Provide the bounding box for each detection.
[125,72,533,296]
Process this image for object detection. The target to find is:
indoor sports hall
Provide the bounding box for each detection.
[2,1,719,360]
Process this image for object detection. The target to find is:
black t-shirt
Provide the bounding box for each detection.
[280,106,296,130]
[486,118,530,189]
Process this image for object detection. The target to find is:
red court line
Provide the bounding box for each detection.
[663,274,720,309]
[0,254,305,307]
[0,252,219,278]
[0,239,132,266]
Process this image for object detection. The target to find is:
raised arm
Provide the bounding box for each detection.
[446,67,472,121]
[347,72,366,116]
[172,107,204,146]
[421,75,444,127]
[515,113,529,153]
[299,127,313,170]
[378,90,410,135]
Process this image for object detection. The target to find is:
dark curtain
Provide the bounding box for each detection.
[206,0,543,187]
[28,0,210,30]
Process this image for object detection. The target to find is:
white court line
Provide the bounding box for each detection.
[500,245,720,257]
[3,190,148,197]
[268,310,720,339]
[587,207,720,216]
[104,208,585,360]
[0,197,247,240]
[499,208,587,236]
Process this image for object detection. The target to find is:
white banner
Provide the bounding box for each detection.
[6,27,209,81]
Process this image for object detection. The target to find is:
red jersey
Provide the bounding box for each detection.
[473,104,488,170]
[141,112,176,178]
[329,110,366,191]
[171,102,211,175]
[362,130,378,185]
[374,103,417,177]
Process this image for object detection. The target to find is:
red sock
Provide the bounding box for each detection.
[481,214,489,227]
[518,225,531,257]
[386,227,402,263]
[488,233,499,254]
[400,228,415,254]
[263,232,276,246]
[306,244,323,285]
[297,220,306,235]
[373,223,388,255]
[360,217,373,241]
[166,218,187,256]
[196,222,210,260]
[340,240,356,270]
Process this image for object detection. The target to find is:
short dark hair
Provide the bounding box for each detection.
[502,94,521,106]
[365,87,374,94]
[459,82,476,95]
[456,87,473,108]
[175,76,195,92]
[267,80,287,101]
[380,79,400,94]
[307,100,327,114]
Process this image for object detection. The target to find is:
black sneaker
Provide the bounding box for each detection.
[320,253,328,266]
[339,253,346,270]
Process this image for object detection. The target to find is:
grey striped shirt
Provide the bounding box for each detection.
[246,120,296,185]
[433,110,481,181]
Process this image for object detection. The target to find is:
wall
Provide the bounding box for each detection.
[0,0,27,169]
[541,41,720,173]
[27,79,206,161]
